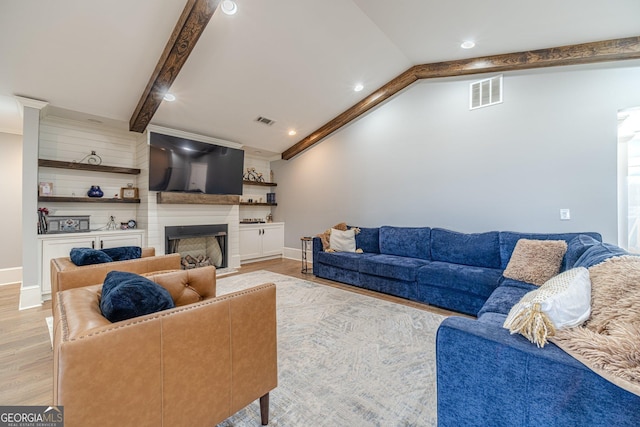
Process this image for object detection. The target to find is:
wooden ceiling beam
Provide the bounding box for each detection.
[129,0,220,133]
[282,36,640,160]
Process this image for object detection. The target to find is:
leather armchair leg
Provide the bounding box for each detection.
[260,393,270,425]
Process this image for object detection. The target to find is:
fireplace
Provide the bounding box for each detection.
[165,224,228,269]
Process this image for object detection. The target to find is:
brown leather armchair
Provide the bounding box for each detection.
[50,249,181,306]
[53,266,278,427]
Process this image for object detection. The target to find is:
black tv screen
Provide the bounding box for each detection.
[149,132,244,195]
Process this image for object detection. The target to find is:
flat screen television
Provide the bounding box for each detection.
[149,132,244,195]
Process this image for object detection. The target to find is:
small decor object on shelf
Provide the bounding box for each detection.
[76,150,102,165]
[120,183,138,199]
[106,215,117,231]
[37,207,49,234]
[243,167,258,181]
[266,192,276,204]
[87,185,104,198]
[127,219,137,229]
[266,213,273,223]
[243,167,266,182]
[47,215,90,233]
[38,182,53,196]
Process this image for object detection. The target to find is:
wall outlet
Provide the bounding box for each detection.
[560,208,571,220]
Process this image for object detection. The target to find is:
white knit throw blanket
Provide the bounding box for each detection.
[551,255,640,397]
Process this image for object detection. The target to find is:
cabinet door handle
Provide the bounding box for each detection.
[100,240,104,249]
[91,241,95,249]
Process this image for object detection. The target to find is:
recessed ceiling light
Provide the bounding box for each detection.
[461,41,476,49]
[354,83,364,92]
[221,0,237,15]
[163,93,176,102]
[288,129,297,136]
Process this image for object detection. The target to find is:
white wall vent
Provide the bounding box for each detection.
[470,75,503,110]
[255,116,276,126]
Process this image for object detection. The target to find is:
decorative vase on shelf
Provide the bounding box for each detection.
[87,185,104,198]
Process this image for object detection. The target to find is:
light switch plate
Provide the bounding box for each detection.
[560,209,571,220]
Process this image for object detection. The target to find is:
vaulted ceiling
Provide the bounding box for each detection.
[1,0,640,158]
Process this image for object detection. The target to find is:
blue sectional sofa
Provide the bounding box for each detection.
[313,226,640,426]
[312,226,599,316]
[437,238,640,426]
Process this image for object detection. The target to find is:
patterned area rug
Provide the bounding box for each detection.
[215,271,445,426]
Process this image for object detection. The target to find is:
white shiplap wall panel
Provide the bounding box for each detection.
[37,116,140,231]
[140,130,242,268]
[146,196,241,268]
[135,132,150,241]
[39,118,137,168]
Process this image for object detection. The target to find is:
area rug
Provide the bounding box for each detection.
[215,271,445,426]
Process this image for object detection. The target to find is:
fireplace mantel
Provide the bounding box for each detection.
[156,192,240,205]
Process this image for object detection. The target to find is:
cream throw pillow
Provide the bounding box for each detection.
[329,228,357,253]
[503,267,591,348]
[503,239,568,285]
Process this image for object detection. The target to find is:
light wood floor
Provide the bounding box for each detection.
[0,258,459,405]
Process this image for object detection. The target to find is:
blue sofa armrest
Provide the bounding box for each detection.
[436,317,640,427]
[312,237,323,275]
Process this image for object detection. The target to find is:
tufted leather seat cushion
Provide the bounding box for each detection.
[144,266,216,306]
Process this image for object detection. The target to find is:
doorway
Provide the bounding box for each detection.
[618,107,640,252]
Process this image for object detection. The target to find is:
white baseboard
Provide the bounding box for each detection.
[0,266,22,286]
[283,246,314,264]
[19,285,42,310]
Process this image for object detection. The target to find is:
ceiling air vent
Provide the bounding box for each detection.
[470,75,503,110]
[255,116,276,126]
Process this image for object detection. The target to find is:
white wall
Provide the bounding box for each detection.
[0,132,23,278]
[38,116,140,229]
[272,61,640,248]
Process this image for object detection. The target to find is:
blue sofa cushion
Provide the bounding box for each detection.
[417,261,503,298]
[476,281,537,318]
[100,246,142,261]
[431,228,500,269]
[379,226,431,260]
[100,271,175,323]
[315,251,374,272]
[359,254,430,281]
[498,231,602,270]
[352,226,380,253]
[564,234,601,269]
[70,248,113,266]
[574,242,629,268]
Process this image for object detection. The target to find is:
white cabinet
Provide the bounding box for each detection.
[239,223,284,262]
[39,230,145,296]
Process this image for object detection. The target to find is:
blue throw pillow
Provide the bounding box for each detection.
[101,246,142,261]
[574,242,629,268]
[70,248,113,266]
[100,271,175,323]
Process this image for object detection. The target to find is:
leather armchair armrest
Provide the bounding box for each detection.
[50,253,182,306]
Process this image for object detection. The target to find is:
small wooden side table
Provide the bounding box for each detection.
[300,236,313,273]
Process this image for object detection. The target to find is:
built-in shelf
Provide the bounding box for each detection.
[38,196,140,203]
[240,202,277,206]
[242,180,277,187]
[39,159,141,175]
